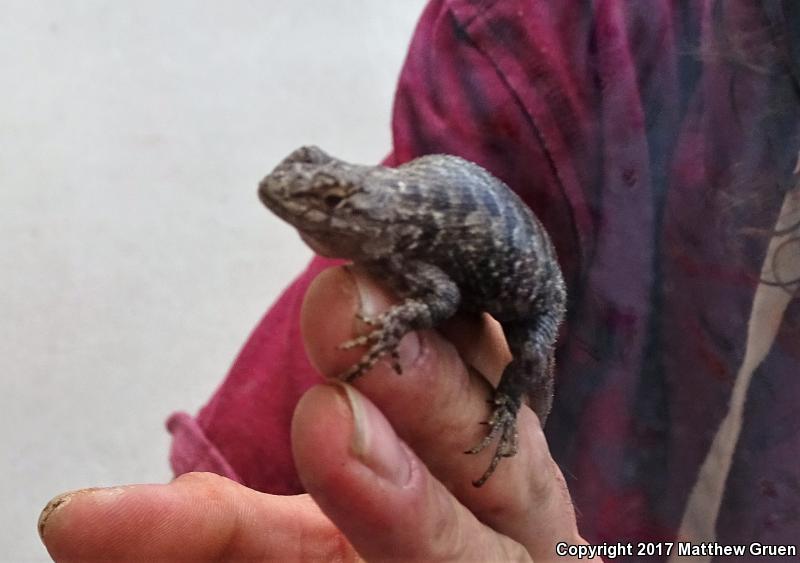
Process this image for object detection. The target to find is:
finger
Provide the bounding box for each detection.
[292,382,529,561]
[38,473,359,562]
[439,311,512,387]
[301,266,585,558]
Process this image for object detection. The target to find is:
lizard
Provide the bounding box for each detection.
[258,145,566,487]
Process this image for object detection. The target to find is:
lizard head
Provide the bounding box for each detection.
[258,146,413,259]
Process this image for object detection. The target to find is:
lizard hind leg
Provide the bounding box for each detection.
[465,319,557,487]
[465,391,521,487]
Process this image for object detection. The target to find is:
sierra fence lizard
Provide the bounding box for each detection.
[259,146,566,487]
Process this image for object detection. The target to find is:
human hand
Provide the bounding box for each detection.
[38,266,587,561]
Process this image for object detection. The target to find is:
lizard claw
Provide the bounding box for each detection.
[465,392,520,487]
[355,311,380,326]
[389,349,403,374]
[337,334,372,350]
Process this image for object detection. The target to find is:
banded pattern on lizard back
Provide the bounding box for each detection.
[259,146,566,487]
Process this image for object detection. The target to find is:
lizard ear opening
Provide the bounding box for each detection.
[323,193,344,208]
[321,185,349,208]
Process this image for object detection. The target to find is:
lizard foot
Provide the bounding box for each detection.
[337,311,387,349]
[465,392,520,487]
[337,321,403,380]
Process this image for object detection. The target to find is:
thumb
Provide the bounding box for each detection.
[291,383,528,561]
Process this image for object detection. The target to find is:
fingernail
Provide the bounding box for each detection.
[38,490,76,540]
[38,487,126,540]
[338,383,412,485]
[349,267,421,368]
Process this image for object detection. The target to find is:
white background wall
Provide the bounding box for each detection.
[1,1,427,559]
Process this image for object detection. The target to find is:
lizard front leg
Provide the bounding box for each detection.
[466,314,559,487]
[339,259,460,381]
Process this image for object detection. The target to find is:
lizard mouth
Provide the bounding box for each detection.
[298,232,339,257]
[257,182,306,226]
[257,179,283,211]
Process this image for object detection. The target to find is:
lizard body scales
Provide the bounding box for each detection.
[259,146,566,486]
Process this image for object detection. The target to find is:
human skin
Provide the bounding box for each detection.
[38,266,588,561]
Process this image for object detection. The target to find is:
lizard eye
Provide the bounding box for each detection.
[312,172,339,189]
